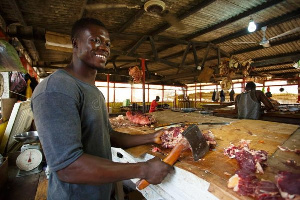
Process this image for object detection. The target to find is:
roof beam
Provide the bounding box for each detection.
[177,42,191,74]
[252,52,300,68]
[78,0,89,19]
[255,67,296,73]
[232,35,299,55]
[118,9,145,33]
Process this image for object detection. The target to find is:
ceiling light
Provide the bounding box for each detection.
[248,18,256,32]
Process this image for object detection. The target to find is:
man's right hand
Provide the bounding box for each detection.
[142,157,173,185]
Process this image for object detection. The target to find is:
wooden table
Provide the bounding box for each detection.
[113,110,300,200]
[213,108,300,125]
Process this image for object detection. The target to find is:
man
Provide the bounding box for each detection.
[31,18,172,200]
[149,96,160,113]
[235,81,273,119]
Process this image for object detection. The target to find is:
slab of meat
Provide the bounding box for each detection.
[160,126,185,148]
[275,171,300,199]
[228,170,259,197]
[255,181,284,200]
[160,126,217,149]
[224,140,268,173]
[228,172,284,200]
[126,111,155,125]
[129,66,143,83]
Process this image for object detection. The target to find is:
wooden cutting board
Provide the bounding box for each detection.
[114,111,299,199]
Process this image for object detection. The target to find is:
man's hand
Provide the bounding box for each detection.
[153,129,164,144]
[142,157,173,184]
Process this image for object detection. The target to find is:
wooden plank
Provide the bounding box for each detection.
[35,173,48,200]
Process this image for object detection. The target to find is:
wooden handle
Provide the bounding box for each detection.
[136,139,187,190]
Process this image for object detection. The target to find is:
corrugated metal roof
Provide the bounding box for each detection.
[0,0,299,84]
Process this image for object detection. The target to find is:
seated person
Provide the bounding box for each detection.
[235,82,273,119]
[265,92,280,108]
[149,96,160,113]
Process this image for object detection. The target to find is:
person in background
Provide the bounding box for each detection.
[229,89,235,102]
[149,96,160,113]
[235,81,273,119]
[31,18,172,200]
[265,91,280,108]
[220,90,225,102]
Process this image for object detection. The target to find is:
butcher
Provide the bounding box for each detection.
[31,18,172,200]
[149,96,160,113]
[235,81,273,119]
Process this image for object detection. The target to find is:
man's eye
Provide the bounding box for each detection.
[106,42,111,47]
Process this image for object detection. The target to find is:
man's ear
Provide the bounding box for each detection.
[72,38,78,49]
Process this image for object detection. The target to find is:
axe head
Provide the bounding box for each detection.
[182,124,209,161]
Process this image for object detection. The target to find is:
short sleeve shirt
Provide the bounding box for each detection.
[31,69,112,200]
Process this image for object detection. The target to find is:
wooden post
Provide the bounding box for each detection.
[199,84,202,103]
[162,85,164,105]
[194,82,197,108]
[242,78,246,92]
[131,84,133,104]
[298,75,300,103]
[175,90,177,108]
[107,74,109,110]
[113,82,116,103]
[148,84,150,103]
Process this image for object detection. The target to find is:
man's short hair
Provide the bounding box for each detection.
[155,96,160,100]
[245,81,256,91]
[71,18,107,39]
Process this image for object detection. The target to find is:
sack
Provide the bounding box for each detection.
[10,72,27,93]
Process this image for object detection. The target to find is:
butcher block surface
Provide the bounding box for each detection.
[114,110,300,200]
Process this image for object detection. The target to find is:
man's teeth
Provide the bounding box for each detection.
[95,55,106,59]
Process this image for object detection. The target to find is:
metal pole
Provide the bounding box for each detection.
[140,58,146,113]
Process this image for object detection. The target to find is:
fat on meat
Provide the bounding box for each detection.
[126,111,155,125]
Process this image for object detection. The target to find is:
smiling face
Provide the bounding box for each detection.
[73,24,111,70]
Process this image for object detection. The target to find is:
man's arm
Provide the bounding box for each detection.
[33,92,172,186]
[110,129,163,148]
[57,153,172,185]
[234,95,239,114]
[255,90,274,110]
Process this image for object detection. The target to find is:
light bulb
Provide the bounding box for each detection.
[248,19,256,32]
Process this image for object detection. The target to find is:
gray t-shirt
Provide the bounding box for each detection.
[31,69,113,200]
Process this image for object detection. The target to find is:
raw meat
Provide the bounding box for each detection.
[255,181,283,200]
[126,111,155,125]
[275,171,300,199]
[228,170,259,197]
[160,126,185,148]
[129,66,143,83]
[160,126,217,149]
[228,172,284,200]
[224,140,268,173]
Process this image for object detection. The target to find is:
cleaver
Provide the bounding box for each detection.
[136,124,209,190]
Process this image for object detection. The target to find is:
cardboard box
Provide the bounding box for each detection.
[0,157,8,191]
